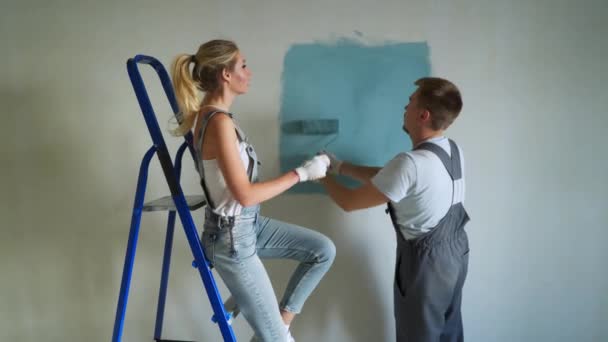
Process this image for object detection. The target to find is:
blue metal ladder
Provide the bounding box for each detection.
[111,55,237,342]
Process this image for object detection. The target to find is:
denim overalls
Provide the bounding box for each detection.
[387,139,470,342]
[194,111,336,342]
[195,111,261,258]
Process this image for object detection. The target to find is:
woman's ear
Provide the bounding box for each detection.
[220,68,231,83]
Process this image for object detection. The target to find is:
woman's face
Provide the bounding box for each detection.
[226,52,251,95]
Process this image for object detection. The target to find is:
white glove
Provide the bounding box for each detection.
[294,154,330,182]
[321,150,342,175]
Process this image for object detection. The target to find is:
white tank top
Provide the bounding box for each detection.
[201,139,251,216]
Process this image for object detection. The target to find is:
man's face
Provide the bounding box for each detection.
[402,89,420,135]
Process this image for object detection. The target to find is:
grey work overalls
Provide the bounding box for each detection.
[387,139,470,342]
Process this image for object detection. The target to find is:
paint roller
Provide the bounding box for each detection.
[281,118,340,170]
[281,119,339,136]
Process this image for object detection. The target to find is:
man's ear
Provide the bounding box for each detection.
[420,109,431,122]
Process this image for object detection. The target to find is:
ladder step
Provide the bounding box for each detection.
[211,296,240,323]
[143,195,206,212]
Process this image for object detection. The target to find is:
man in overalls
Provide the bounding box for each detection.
[320,77,469,342]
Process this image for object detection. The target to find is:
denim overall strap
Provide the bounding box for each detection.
[230,117,260,183]
[197,111,261,256]
[196,111,261,208]
[195,110,233,210]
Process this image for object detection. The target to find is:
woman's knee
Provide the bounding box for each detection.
[315,235,336,265]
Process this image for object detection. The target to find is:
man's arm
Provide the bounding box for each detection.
[320,176,389,212]
[339,162,382,183]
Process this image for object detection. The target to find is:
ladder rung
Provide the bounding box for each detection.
[143,195,206,212]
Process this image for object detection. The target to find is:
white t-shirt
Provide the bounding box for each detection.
[201,139,251,216]
[371,136,465,239]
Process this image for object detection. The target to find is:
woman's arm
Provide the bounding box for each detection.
[211,113,299,206]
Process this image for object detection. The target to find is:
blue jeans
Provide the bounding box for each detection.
[202,206,336,341]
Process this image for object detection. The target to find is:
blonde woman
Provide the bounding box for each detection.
[171,39,335,342]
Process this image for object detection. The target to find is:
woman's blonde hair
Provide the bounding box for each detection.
[170,39,239,135]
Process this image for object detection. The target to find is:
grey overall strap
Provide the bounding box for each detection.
[415,139,462,181]
[387,139,462,222]
[415,139,461,207]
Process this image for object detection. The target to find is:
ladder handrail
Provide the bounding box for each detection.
[112,55,236,342]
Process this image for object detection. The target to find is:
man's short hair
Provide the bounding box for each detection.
[415,77,463,130]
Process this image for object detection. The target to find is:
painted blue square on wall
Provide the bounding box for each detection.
[279,39,430,193]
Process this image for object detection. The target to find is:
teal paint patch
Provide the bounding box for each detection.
[279,39,430,193]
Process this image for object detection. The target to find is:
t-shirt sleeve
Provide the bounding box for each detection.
[371,153,416,203]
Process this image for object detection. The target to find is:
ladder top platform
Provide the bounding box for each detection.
[143,195,207,212]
